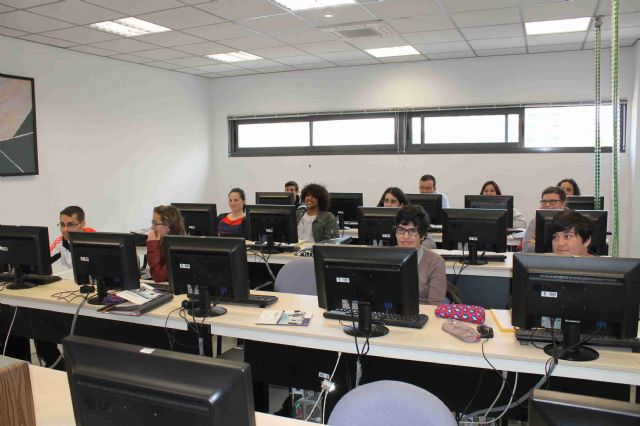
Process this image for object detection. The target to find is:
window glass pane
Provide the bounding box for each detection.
[507,114,519,142]
[313,117,395,146]
[524,105,614,148]
[424,115,507,144]
[411,117,422,144]
[237,122,309,148]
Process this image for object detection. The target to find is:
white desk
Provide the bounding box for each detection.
[340,228,523,247]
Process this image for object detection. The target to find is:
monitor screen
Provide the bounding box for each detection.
[329,192,363,226]
[442,208,508,253]
[255,192,295,205]
[68,232,139,305]
[171,203,217,237]
[245,204,298,245]
[566,195,605,211]
[357,207,400,246]
[63,335,255,426]
[0,225,52,289]
[465,195,514,228]
[534,209,608,255]
[405,194,443,225]
[314,244,419,316]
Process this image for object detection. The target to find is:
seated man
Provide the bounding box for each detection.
[522,186,567,253]
[550,210,594,256]
[418,174,450,208]
[285,180,301,205]
[50,205,96,270]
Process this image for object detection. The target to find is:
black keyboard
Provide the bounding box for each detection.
[0,274,61,285]
[323,309,429,329]
[247,243,298,252]
[219,294,278,307]
[516,328,640,352]
[440,254,506,262]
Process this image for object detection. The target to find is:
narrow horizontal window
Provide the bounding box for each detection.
[313,117,395,146]
[237,121,309,148]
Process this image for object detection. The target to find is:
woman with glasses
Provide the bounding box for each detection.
[377,187,409,208]
[394,205,447,305]
[217,188,248,237]
[479,180,527,228]
[146,205,186,282]
[521,186,567,253]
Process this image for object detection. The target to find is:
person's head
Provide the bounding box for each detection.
[539,186,567,210]
[481,181,502,196]
[377,187,409,208]
[301,183,330,212]
[419,174,437,194]
[394,205,430,249]
[228,188,246,213]
[557,178,581,196]
[285,180,300,204]
[152,205,185,238]
[58,206,86,240]
[550,210,594,256]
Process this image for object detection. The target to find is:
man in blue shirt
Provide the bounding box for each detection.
[419,174,450,208]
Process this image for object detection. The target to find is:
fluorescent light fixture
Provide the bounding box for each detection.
[365,45,420,58]
[206,51,263,62]
[273,0,356,11]
[89,17,171,37]
[525,17,591,35]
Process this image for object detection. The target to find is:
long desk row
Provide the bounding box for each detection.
[340,227,524,247]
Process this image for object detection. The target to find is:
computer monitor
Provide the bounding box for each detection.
[329,192,363,228]
[566,195,605,211]
[357,207,400,246]
[442,208,508,264]
[0,225,54,289]
[171,203,217,236]
[245,204,298,251]
[68,232,139,305]
[166,236,250,317]
[534,209,608,255]
[255,192,295,205]
[465,195,514,228]
[512,253,640,361]
[63,335,255,426]
[405,194,443,225]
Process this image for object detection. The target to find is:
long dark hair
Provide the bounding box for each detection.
[480,181,502,195]
[154,205,186,236]
[557,178,581,196]
[377,187,409,207]
[229,187,246,212]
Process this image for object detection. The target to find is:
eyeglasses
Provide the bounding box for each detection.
[151,221,167,227]
[552,231,578,242]
[58,222,80,229]
[540,199,563,206]
[394,226,420,237]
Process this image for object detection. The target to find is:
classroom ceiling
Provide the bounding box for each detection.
[0,0,639,79]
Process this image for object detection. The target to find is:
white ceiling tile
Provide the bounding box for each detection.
[426,50,476,60]
[176,67,209,75]
[273,28,335,44]
[146,60,183,69]
[332,58,380,66]
[110,53,155,63]
[258,65,296,73]
[40,26,119,44]
[476,47,526,56]
[131,47,190,60]
[246,45,306,58]
[219,35,282,50]
[166,56,212,66]
[414,41,471,54]
[28,0,124,25]
[388,14,453,33]
[218,69,258,76]
[297,40,354,54]
[378,54,426,63]
[452,8,521,28]
[316,50,370,61]
[174,41,229,55]
[277,54,326,65]
[587,26,640,42]
[138,6,223,30]
[296,5,376,26]
[524,0,598,22]
[0,0,58,8]
[194,0,285,21]
[0,25,26,37]
[178,0,211,4]
[529,43,583,53]
[295,62,336,70]
[598,0,640,14]
[527,32,587,46]
[134,31,206,47]
[599,13,640,30]
[402,29,463,44]
[469,37,524,50]
[364,0,442,19]
[0,4,14,12]
[182,22,258,41]
[69,44,119,56]
[20,34,77,47]
[200,72,223,78]
[440,0,519,13]
[461,23,523,40]
[89,38,157,52]
[348,35,413,49]
[195,62,243,72]
[84,0,185,16]
[0,10,73,32]
[236,59,282,69]
[239,13,313,34]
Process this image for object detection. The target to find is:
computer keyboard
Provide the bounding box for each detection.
[218,294,278,307]
[516,328,640,352]
[0,274,62,285]
[323,309,429,329]
[247,242,299,252]
[440,254,506,262]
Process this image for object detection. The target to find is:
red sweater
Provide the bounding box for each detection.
[146,240,168,282]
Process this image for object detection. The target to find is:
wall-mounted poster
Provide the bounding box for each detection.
[0,73,38,176]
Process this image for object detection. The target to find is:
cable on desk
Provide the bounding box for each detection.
[49,294,89,369]
[164,306,182,351]
[2,306,18,357]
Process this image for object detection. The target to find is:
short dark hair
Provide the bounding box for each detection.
[420,174,436,186]
[229,187,246,211]
[60,206,85,222]
[480,180,502,196]
[394,205,430,238]
[557,178,581,196]
[285,181,298,191]
[541,186,567,202]
[301,183,330,211]
[377,187,410,207]
[550,210,594,244]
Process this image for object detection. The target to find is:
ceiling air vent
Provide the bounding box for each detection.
[321,20,395,40]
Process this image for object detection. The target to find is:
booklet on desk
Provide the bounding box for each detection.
[256,310,312,326]
[98,284,173,316]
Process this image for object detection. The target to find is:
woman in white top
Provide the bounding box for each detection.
[480,180,527,229]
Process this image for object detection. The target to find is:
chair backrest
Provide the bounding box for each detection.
[328,380,457,426]
[274,257,317,296]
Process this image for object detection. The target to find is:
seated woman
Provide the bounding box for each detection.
[550,210,594,256]
[296,183,339,242]
[146,205,185,282]
[377,187,409,208]
[557,178,581,196]
[395,205,447,305]
[217,188,248,237]
[480,180,527,229]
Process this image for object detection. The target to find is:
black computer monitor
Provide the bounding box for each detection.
[534,209,608,255]
[442,208,508,264]
[0,225,54,289]
[566,195,605,211]
[166,236,250,317]
[245,204,298,251]
[357,207,400,246]
[63,335,255,426]
[465,195,514,228]
[255,192,295,205]
[405,193,443,225]
[68,232,139,305]
[329,192,363,228]
[512,253,640,361]
[171,203,217,236]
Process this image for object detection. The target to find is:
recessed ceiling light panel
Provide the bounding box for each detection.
[273,0,356,11]
[365,45,420,58]
[206,51,263,62]
[89,17,171,37]
[525,17,591,35]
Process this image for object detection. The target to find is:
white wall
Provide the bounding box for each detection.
[630,43,640,257]
[209,49,636,255]
[0,36,212,238]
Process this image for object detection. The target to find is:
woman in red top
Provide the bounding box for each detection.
[217,188,248,237]
[146,205,185,282]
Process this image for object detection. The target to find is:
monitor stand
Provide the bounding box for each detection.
[462,242,487,266]
[188,286,227,318]
[87,278,109,305]
[343,301,388,338]
[5,266,37,290]
[543,319,599,362]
